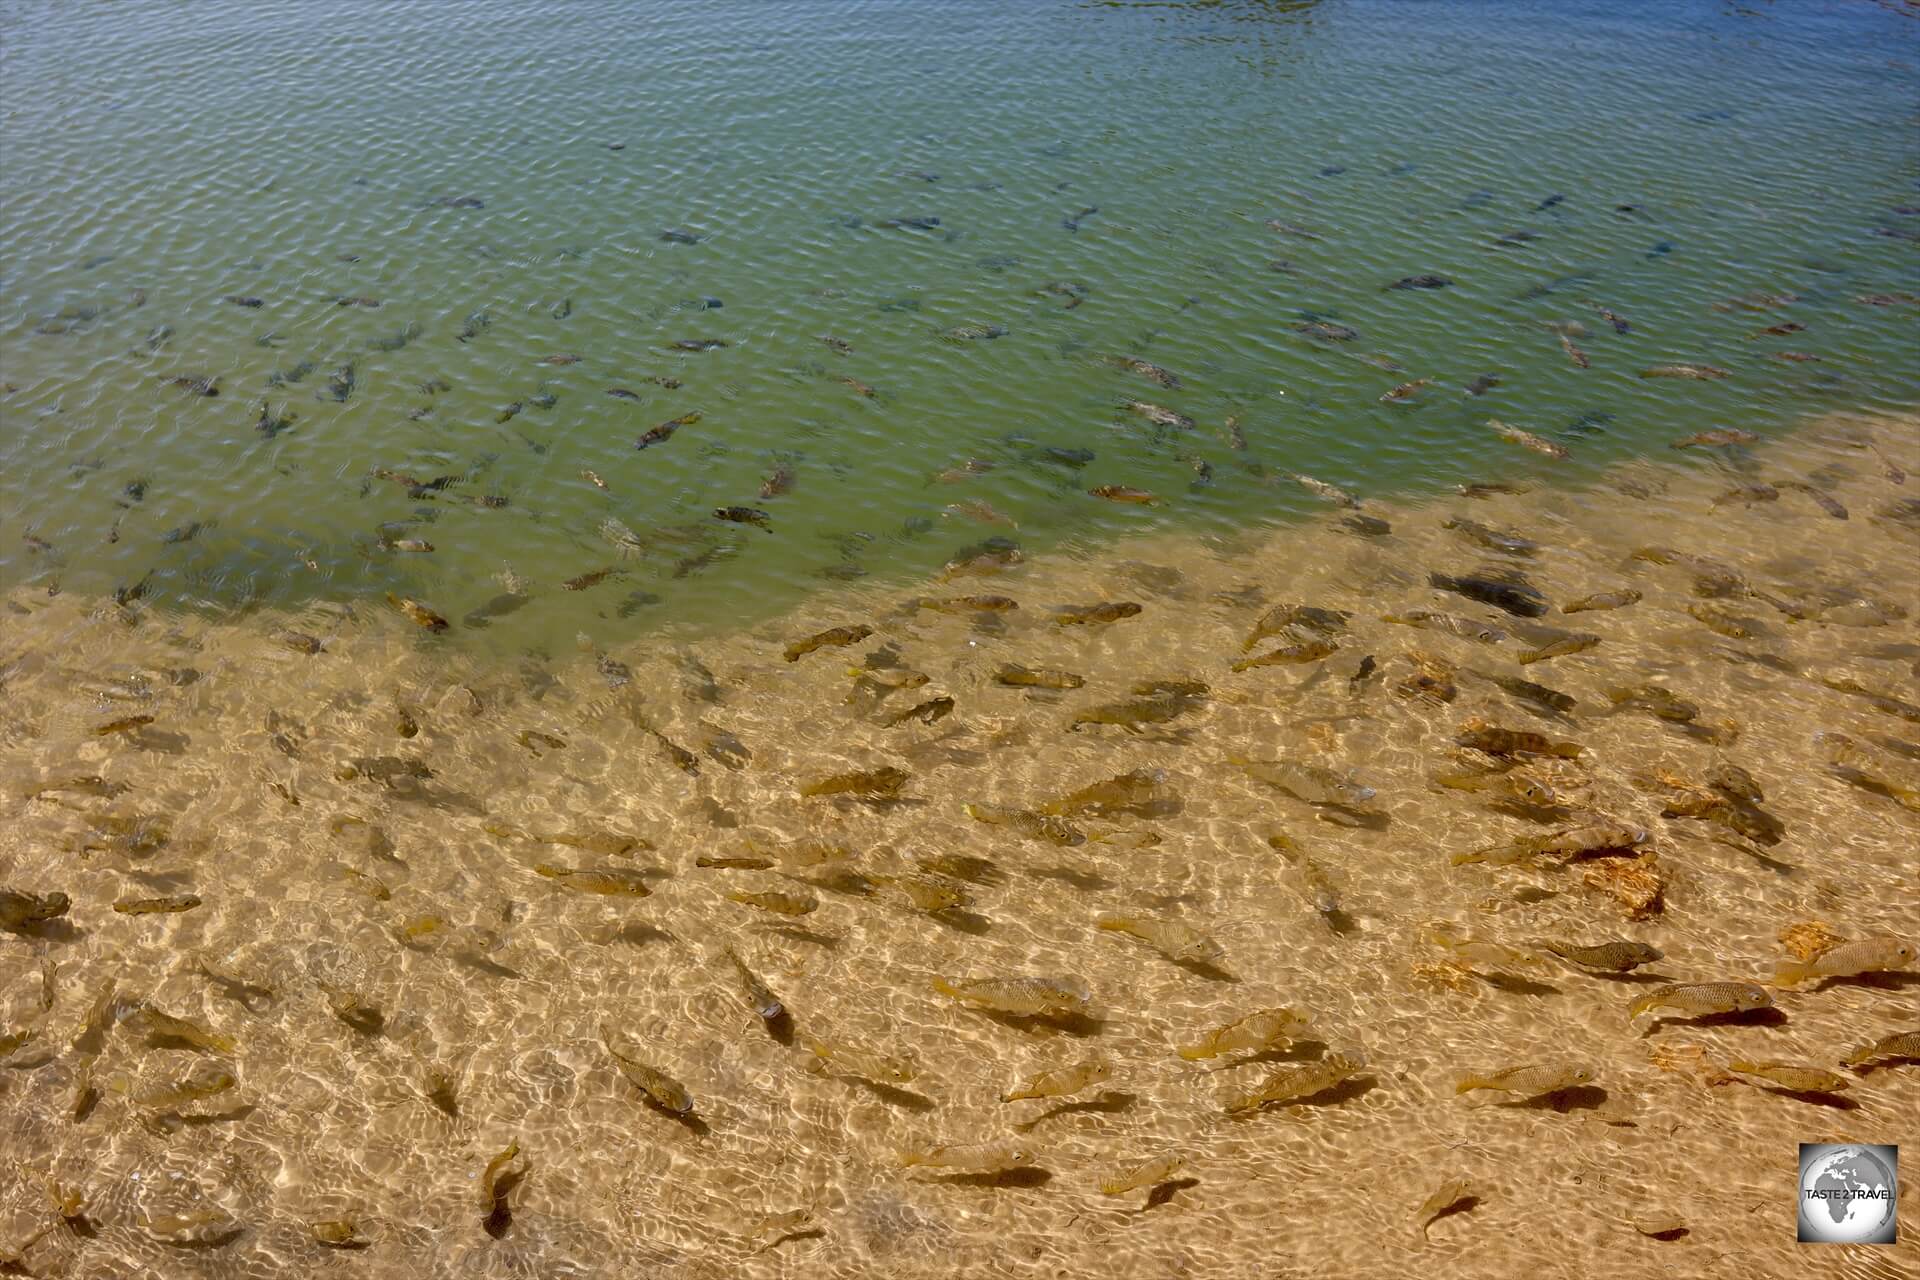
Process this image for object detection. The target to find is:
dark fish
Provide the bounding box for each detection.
[429,196,484,209]
[1465,374,1501,396]
[879,216,941,231]
[606,388,640,400]
[550,297,572,319]
[457,311,492,343]
[225,295,264,308]
[336,296,380,308]
[562,567,619,591]
[1062,207,1098,232]
[537,354,581,366]
[1386,275,1451,290]
[760,466,796,498]
[1533,194,1565,212]
[659,229,703,244]
[944,324,1007,341]
[1296,321,1358,342]
[637,411,701,449]
[671,339,728,351]
[1429,572,1549,617]
[162,374,220,397]
[320,362,355,403]
[1591,303,1630,333]
[714,505,771,531]
[368,322,421,352]
[254,401,297,439]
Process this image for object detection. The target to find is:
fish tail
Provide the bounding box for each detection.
[929,978,960,1000]
[1453,1075,1487,1095]
[1772,960,1812,987]
[1626,993,1658,1019]
[533,864,564,879]
[1175,1043,1209,1062]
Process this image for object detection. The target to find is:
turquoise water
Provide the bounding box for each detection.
[2,0,1916,650]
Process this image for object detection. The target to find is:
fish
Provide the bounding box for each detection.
[1266,219,1320,238]
[722,950,784,1025]
[1003,1059,1112,1102]
[964,803,1086,846]
[914,594,1018,614]
[1099,1155,1185,1197]
[381,537,434,553]
[1386,275,1451,290]
[225,295,264,308]
[1068,696,1194,733]
[320,362,355,402]
[1455,1063,1594,1098]
[1297,321,1359,342]
[118,1064,238,1109]
[456,311,492,343]
[1380,378,1432,403]
[799,766,909,799]
[714,505,771,530]
[1558,334,1591,368]
[1775,481,1847,519]
[478,1142,525,1236]
[941,537,1023,578]
[1096,914,1224,967]
[535,864,652,897]
[1542,940,1663,972]
[1231,639,1339,671]
[1244,604,1351,651]
[1726,1061,1849,1093]
[801,1035,917,1083]
[1455,821,1647,867]
[1628,982,1772,1020]
[932,975,1092,1019]
[1382,610,1506,644]
[1222,1053,1366,1113]
[899,1142,1035,1174]
[1442,518,1538,556]
[1416,1179,1480,1240]
[1235,758,1376,809]
[637,411,702,449]
[1465,374,1501,396]
[943,499,1015,526]
[1842,1030,1920,1068]
[1063,206,1098,232]
[1517,631,1600,663]
[1052,601,1143,625]
[93,714,155,736]
[602,1029,695,1114]
[1454,719,1581,758]
[1040,768,1176,818]
[1710,482,1780,509]
[1285,472,1361,508]
[1489,420,1568,459]
[112,894,202,915]
[1562,589,1641,614]
[0,889,71,928]
[994,663,1084,689]
[727,889,818,916]
[385,594,448,631]
[1429,571,1549,617]
[1177,1007,1312,1061]
[882,696,953,727]
[162,373,220,397]
[125,1004,237,1053]
[1671,428,1757,450]
[785,624,873,662]
[760,466,796,498]
[1774,936,1915,988]
[1125,401,1195,430]
[943,323,1007,341]
[1106,356,1182,389]
[1642,364,1729,379]
[1088,484,1158,504]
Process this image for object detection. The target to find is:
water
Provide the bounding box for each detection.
[2,0,1917,650]
[3,4,1919,1278]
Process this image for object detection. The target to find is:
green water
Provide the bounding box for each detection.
[2,0,1916,650]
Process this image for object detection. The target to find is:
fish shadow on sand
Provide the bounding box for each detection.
[1640,1007,1786,1038]
[604,923,674,948]
[1798,971,1920,995]
[1567,968,1674,986]
[162,1227,247,1250]
[762,925,842,950]
[1029,866,1116,892]
[1172,958,1239,984]
[1141,1177,1201,1210]
[1500,1084,1609,1114]
[930,1167,1052,1190]
[931,909,993,937]
[1478,972,1561,997]
[1751,1086,1858,1110]
[757,1228,826,1253]
[1236,1075,1379,1119]
[1210,1040,1332,1073]
[2,919,83,945]
[1013,1091,1135,1133]
[975,1009,1105,1038]
[1319,907,1361,937]
[1310,805,1390,832]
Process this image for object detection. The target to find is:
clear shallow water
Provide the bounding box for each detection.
[2,0,1917,651]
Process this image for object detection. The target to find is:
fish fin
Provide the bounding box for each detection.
[1453,1075,1485,1095]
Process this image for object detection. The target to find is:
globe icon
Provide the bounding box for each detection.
[1799,1145,1898,1244]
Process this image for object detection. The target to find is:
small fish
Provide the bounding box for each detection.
[994,663,1084,689]
[1004,1059,1112,1102]
[1106,356,1182,389]
[1774,936,1915,988]
[799,766,909,799]
[1628,982,1772,1021]
[1386,275,1452,290]
[801,1035,917,1083]
[943,323,1006,341]
[1235,758,1376,809]
[385,594,449,632]
[1455,1063,1593,1099]
[760,466,796,498]
[1380,377,1433,403]
[1052,601,1142,625]
[839,375,877,397]
[335,295,380,308]
[1416,1179,1480,1240]
[1223,1053,1365,1113]
[914,594,1018,614]
[1454,719,1581,758]
[1542,940,1663,972]
[1726,1060,1849,1093]
[112,894,202,915]
[1068,697,1193,733]
[785,624,873,662]
[1231,639,1338,671]
[1099,1155,1185,1197]
[1842,1030,1920,1068]
[1178,1008,1311,1061]
[1096,914,1224,967]
[727,889,818,916]
[1489,420,1568,459]
[535,864,652,897]
[883,695,953,727]
[899,1142,1034,1174]
[1442,518,1538,556]
[224,295,264,308]
[725,950,785,1024]
[1088,484,1157,504]
[1125,401,1195,430]
[1558,334,1591,368]
[537,353,581,366]
[932,975,1091,1019]
[0,890,70,928]
[601,1029,694,1114]
[1041,768,1176,818]
[93,714,155,736]
[1775,480,1847,519]
[125,1004,237,1053]
[1285,472,1361,508]
[636,411,702,449]
[1642,363,1729,380]
[1562,589,1641,613]
[1465,374,1501,396]
[162,373,220,397]
[1430,571,1549,617]
[1297,320,1359,342]
[714,505,771,530]
[964,803,1085,847]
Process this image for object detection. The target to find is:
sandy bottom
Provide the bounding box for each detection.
[2,411,1918,1280]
